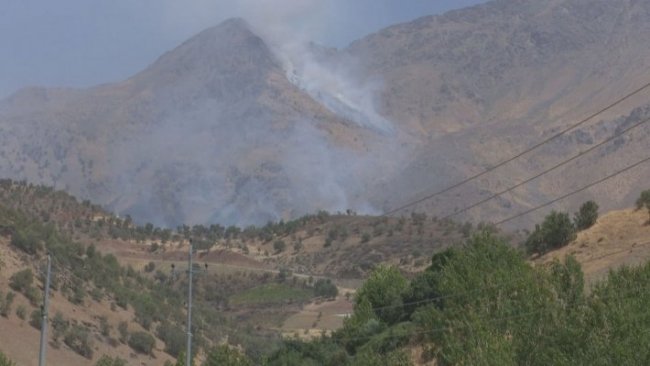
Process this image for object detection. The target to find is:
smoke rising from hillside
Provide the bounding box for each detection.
[110,0,403,226]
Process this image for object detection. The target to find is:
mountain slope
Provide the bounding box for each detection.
[347,0,650,224]
[0,19,384,227]
[1,1,650,228]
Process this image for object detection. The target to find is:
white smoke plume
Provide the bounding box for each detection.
[108,0,405,226]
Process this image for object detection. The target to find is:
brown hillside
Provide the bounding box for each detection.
[536,207,650,284]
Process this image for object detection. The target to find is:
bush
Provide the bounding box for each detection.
[574,200,599,231]
[144,261,156,273]
[25,285,42,306]
[94,355,127,366]
[9,269,34,293]
[29,309,42,329]
[204,345,253,366]
[0,351,16,366]
[313,279,338,299]
[64,324,94,359]
[16,305,26,320]
[10,229,43,254]
[157,321,185,357]
[118,321,129,343]
[0,291,15,317]
[52,311,69,344]
[636,189,650,210]
[525,211,576,254]
[128,331,156,354]
[273,240,286,253]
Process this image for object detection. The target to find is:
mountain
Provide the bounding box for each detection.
[1,0,650,228]
[0,19,386,227]
[347,0,650,225]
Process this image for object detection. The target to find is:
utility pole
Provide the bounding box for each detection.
[186,239,194,366]
[39,253,52,366]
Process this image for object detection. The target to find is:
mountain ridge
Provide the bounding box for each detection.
[1,0,650,227]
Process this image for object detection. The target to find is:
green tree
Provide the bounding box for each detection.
[525,211,576,254]
[573,200,599,231]
[203,345,252,366]
[354,265,408,324]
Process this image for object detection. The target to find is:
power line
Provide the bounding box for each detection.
[494,155,650,226]
[383,81,650,216]
[440,116,650,221]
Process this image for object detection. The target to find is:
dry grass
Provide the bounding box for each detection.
[536,207,650,285]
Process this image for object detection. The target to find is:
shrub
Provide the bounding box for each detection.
[128,331,156,354]
[273,240,286,253]
[144,261,156,273]
[574,200,599,231]
[64,324,94,359]
[25,285,42,306]
[118,321,129,343]
[156,321,185,357]
[204,345,253,366]
[10,229,43,254]
[52,311,69,344]
[525,211,576,254]
[9,269,34,293]
[94,355,127,366]
[313,279,338,299]
[0,351,16,366]
[16,305,26,320]
[29,309,42,329]
[0,291,15,317]
[99,316,111,337]
[636,189,650,210]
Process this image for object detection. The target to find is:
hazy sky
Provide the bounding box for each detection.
[0,0,487,98]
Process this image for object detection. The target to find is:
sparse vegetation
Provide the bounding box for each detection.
[203,345,253,366]
[94,355,127,366]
